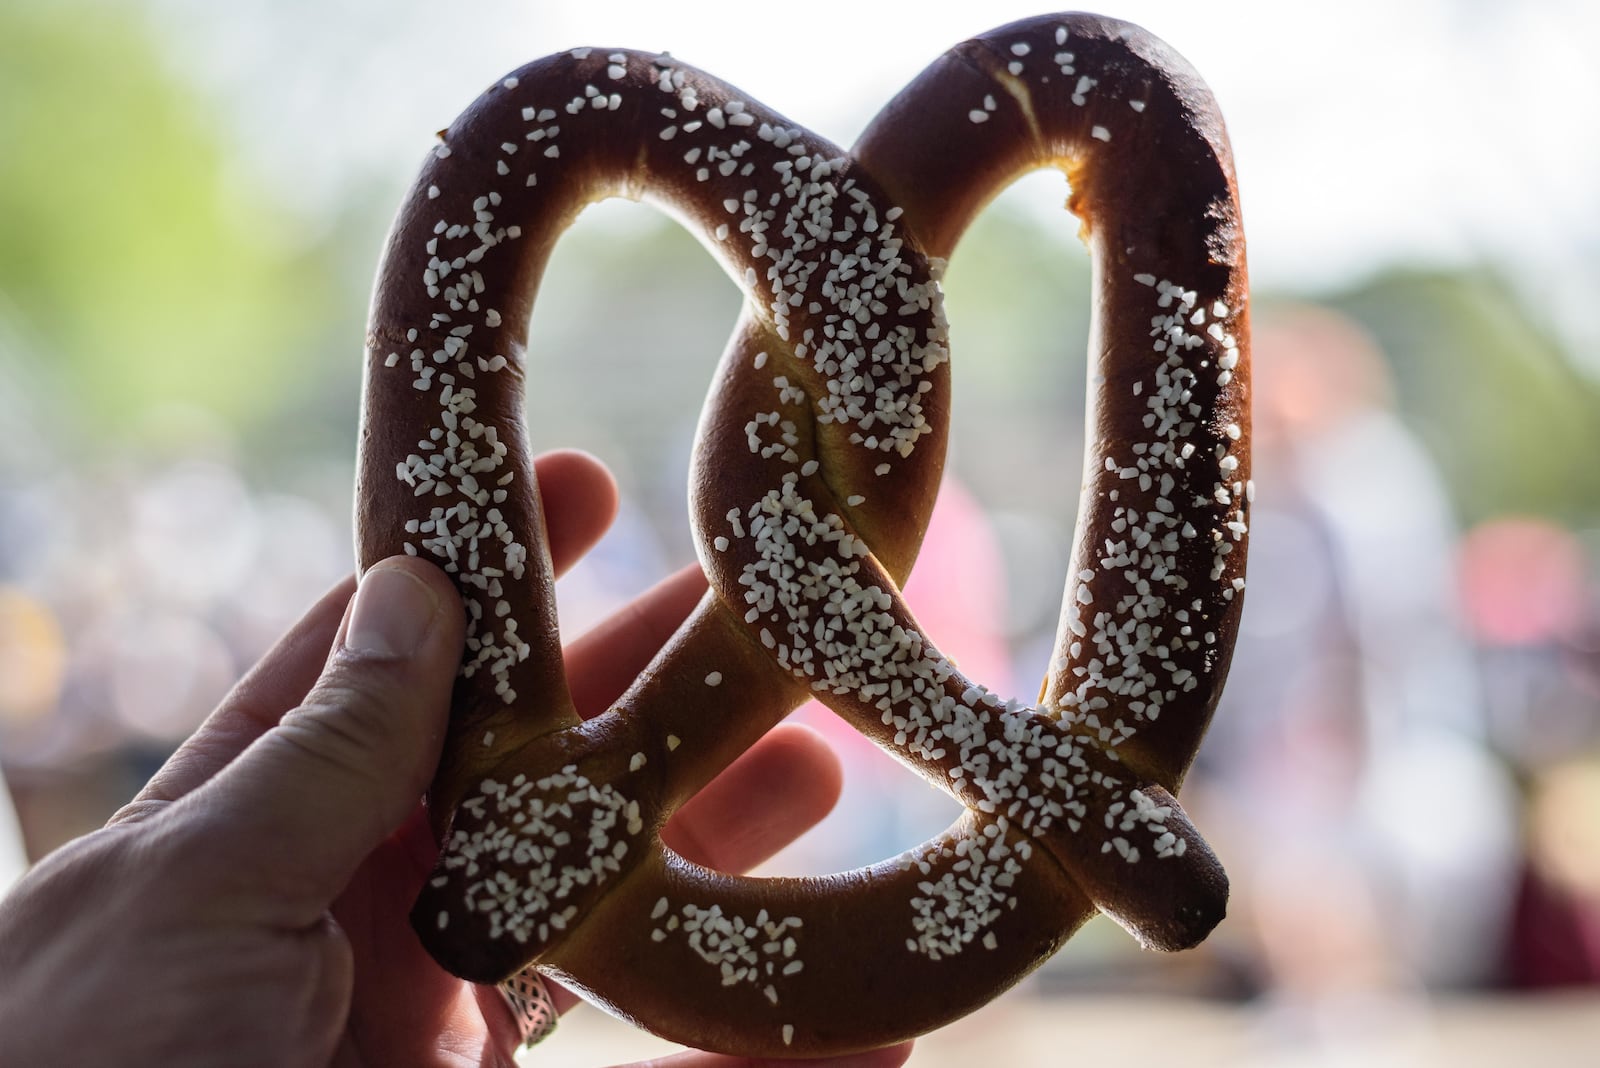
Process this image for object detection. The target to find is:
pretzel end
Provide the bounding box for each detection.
[1126,849,1228,953]
[1089,785,1229,952]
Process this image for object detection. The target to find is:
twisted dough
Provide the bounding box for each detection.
[356,11,1249,1056]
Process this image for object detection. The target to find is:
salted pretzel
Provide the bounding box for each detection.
[356,11,1249,1056]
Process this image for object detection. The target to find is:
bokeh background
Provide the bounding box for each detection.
[3,0,1599,1063]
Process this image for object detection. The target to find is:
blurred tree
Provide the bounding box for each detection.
[1331,268,1600,528]
[0,0,335,441]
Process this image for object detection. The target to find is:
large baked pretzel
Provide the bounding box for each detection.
[356,11,1249,1056]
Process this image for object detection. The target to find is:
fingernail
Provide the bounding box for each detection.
[345,564,439,658]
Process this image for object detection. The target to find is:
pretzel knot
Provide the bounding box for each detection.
[357,12,1250,1056]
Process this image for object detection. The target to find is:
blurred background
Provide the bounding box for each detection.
[3,0,1599,1063]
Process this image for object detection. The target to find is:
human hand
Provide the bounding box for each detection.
[0,450,913,1068]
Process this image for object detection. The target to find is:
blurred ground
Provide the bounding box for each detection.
[535,988,1600,1067]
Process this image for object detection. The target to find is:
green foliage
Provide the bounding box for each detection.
[1331,268,1600,527]
[0,1,332,439]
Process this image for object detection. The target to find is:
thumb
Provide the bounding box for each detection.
[181,557,466,917]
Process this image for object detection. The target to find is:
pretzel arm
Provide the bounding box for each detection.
[855,12,1251,789]
[540,816,1091,1056]
[382,48,953,990]
[361,49,879,816]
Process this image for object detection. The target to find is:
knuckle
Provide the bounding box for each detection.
[278,675,402,781]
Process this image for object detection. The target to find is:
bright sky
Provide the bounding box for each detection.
[155,0,1600,359]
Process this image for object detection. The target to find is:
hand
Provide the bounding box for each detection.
[0,450,913,1068]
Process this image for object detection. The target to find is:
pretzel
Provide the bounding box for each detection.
[356,11,1249,1056]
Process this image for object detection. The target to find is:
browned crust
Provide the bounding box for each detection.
[357,12,1249,1056]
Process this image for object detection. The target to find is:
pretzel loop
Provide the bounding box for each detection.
[357,12,1249,1057]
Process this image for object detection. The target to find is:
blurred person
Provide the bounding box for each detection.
[1203,307,1519,1026]
[1454,516,1600,986]
[1506,751,1600,986]
[0,451,911,1068]
[1457,517,1600,771]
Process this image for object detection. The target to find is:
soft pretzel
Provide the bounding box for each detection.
[356,11,1249,1056]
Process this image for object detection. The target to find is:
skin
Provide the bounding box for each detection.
[0,450,913,1068]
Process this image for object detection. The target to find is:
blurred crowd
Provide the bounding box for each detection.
[4,301,1600,1035]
